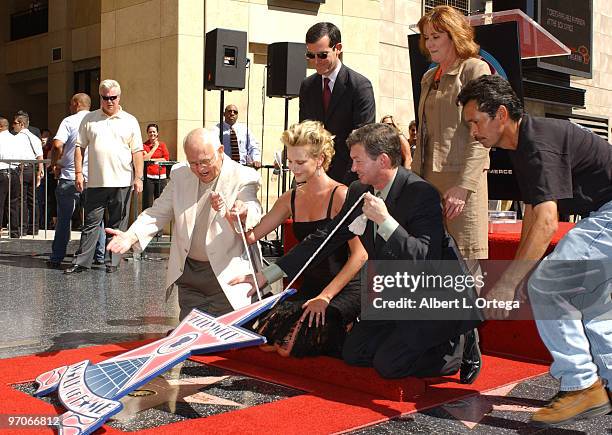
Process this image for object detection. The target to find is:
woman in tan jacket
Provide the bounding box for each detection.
[412,5,491,261]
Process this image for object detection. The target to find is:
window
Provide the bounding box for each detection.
[10,5,48,41]
[74,68,101,109]
[424,0,470,15]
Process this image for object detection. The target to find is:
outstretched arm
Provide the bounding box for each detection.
[106,228,139,253]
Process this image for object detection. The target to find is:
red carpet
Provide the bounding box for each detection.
[1,340,548,434]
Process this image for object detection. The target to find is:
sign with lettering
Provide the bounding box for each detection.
[537,0,593,78]
[34,289,296,435]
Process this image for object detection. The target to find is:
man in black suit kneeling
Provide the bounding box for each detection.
[232,123,482,382]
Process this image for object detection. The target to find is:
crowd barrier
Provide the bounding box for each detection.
[136,161,290,258]
[0,159,290,258]
[0,158,51,239]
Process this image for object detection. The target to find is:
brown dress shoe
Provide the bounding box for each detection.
[531,378,612,427]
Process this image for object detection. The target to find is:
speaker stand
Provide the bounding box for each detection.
[281,96,293,193]
[218,89,227,143]
[279,96,294,253]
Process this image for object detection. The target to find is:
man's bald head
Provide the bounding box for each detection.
[0,117,8,131]
[184,128,225,184]
[223,104,238,126]
[70,93,91,114]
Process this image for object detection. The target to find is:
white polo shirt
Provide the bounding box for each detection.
[76,108,143,188]
[0,130,16,170]
[14,129,43,160]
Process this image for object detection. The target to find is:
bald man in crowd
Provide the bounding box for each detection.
[47,93,106,268]
[215,104,261,167]
[107,128,262,319]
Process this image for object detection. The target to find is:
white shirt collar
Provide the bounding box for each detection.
[322,60,342,92]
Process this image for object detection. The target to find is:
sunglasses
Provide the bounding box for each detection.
[225,110,238,114]
[101,95,119,101]
[305,44,337,60]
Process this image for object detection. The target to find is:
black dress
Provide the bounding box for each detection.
[256,186,361,357]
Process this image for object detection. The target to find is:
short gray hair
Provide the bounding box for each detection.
[99,79,121,95]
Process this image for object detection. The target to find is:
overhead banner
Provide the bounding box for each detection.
[537,0,593,78]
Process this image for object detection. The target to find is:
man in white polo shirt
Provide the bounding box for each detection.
[47,93,106,269]
[65,79,144,274]
[11,112,44,236]
[0,117,19,235]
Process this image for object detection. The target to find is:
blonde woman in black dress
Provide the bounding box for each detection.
[244,120,367,357]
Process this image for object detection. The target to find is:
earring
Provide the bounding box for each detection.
[316,167,321,176]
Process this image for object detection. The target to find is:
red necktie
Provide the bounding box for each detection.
[322,77,331,114]
[230,127,240,162]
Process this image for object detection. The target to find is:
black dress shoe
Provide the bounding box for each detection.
[106,265,118,274]
[64,264,88,275]
[46,260,62,269]
[460,329,482,384]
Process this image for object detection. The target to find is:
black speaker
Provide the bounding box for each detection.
[266,42,307,98]
[204,28,247,91]
[493,0,535,17]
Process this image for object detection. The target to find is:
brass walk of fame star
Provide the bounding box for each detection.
[441,382,541,429]
[112,374,244,421]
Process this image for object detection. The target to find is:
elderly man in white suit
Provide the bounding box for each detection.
[107,128,262,319]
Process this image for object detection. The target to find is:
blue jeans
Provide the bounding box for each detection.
[528,199,612,391]
[51,180,105,263]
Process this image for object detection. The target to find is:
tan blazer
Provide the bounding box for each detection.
[127,158,262,310]
[412,57,490,192]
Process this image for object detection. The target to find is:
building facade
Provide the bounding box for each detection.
[1,0,610,166]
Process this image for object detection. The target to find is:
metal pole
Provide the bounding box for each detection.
[219,89,225,143]
[19,164,24,237]
[32,164,36,237]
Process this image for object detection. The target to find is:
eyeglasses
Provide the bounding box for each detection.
[305,44,337,60]
[189,153,219,168]
[225,110,238,114]
[101,95,119,101]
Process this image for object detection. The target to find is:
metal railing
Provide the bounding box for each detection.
[0,159,50,239]
[134,161,290,257]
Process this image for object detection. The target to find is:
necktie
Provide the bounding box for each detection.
[322,77,331,114]
[373,191,382,238]
[229,127,240,162]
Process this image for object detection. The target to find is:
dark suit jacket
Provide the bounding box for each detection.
[276,166,481,337]
[299,64,376,184]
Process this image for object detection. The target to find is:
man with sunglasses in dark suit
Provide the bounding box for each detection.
[299,22,376,185]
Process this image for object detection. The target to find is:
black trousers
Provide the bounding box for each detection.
[142,177,168,210]
[9,165,38,235]
[72,186,132,268]
[0,170,19,231]
[342,320,464,379]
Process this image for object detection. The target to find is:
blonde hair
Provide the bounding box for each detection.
[417,5,479,60]
[380,115,400,132]
[99,79,121,95]
[281,120,335,171]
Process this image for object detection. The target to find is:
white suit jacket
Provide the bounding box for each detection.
[127,158,262,310]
